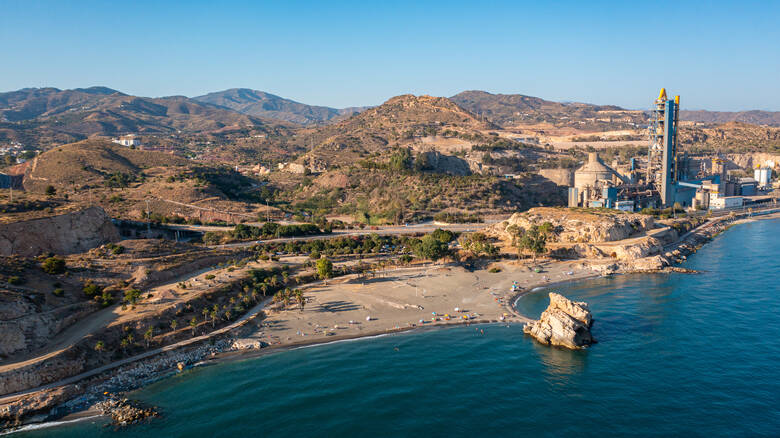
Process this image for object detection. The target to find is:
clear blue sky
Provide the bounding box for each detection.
[2,0,778,111]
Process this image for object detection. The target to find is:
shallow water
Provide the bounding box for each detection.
[16,219,780,437]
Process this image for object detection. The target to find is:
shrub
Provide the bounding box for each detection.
[123,288,142,306]
[83,281,102,297]
[41,257,66,275]
[8,276,23,285]
[53,288,65,296]
[488,267,501,273]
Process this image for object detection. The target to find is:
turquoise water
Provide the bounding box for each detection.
[18,219,780,437]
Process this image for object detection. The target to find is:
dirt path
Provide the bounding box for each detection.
[0,260,270,374]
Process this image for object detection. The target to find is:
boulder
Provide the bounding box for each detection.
[523,292,595,349]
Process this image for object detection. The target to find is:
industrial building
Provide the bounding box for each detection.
[567,88,775,212]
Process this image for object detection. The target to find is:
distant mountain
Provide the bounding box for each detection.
[193,88,367,125]
[679,110,780,127]
[0,87,289,147]
[450,90,645,130]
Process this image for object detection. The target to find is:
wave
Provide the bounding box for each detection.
[0,415,103,436]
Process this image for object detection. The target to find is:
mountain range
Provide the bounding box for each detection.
[2,86,779,149]
[193,88,367,125]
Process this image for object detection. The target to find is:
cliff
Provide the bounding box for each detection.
[488,207,654,243]
[0,207,120,257]
[523,292,595,349]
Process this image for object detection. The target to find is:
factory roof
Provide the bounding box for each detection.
[576,152,612,174]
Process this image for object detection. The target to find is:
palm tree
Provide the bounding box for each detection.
[144,327,154,348]
[210,309,217,328]
[295,289,305,312]
[189,317,198,336]
[170,319,178,332]
[202,308,209,322]
[261,284,269,297]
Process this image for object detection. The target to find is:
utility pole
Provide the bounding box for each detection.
[145,199,151,237]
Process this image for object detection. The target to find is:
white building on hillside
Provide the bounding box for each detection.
[112,134,141,147]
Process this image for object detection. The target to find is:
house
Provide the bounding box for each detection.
[112,135,141,147]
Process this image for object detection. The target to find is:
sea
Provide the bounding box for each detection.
[13,218,780,437]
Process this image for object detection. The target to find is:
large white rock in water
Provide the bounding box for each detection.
[523,292,594,349]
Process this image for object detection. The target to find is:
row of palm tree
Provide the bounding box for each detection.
[273,288,306,312]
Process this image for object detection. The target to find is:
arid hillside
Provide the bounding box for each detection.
[194,88,366,125]
[17,140,273,221]
[679,122,780,153]
[680,110,780,127]
[450,90,646,131]
[0,87,291,148]
[291,94,499,169]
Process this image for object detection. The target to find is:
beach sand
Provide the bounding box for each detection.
[232,260,596,349]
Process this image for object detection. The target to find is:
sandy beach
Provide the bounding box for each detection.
[229,260,596,351]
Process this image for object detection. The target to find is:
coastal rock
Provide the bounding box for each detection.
[488,207,654,244]
[523,292,594,349]
[94,397,158,426]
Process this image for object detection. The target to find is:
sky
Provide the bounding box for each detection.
[2,0,779,111]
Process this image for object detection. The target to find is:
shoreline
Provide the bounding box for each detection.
[3,211,779,434]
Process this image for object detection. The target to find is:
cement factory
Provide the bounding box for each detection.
[568,88,776,212]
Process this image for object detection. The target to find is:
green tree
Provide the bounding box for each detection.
[45,185,57,197]
[389,148,413,171]
[144,327,154,348]
[518,225,547,262]
[99,289,114,307]
[123,288,142,307]
[316,257,333,279]
[189,317,198,336]
[94,340,106,352]
[295,289,305,312]
[430,228,455,243]
[414,234,449,261]
[83,281,102,298]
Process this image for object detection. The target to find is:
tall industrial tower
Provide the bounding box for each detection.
[647,88,680,207]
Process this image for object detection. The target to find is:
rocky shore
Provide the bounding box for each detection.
[523,292,595,349]
[1,340,231,431]
[94,397,159,427]
[2,210,777,433]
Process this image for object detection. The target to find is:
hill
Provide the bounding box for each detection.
[0,87,290,148]
[679,110,780,127]
[17,139,274,221]
[679,122,780,153]
[193,88,366,125]
[290,94,500,169]
[450,90,646,130]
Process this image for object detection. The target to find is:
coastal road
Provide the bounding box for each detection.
[163,220,499,249]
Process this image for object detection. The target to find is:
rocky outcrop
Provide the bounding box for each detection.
[0,207,119,257]
[94,397,159,426]
[0,301,95,357]
[523,292,595,349]
[488,207,654,244]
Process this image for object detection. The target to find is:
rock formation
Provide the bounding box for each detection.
[488,207,654,244]
[0,206,119,257]
[524,292,595,349]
